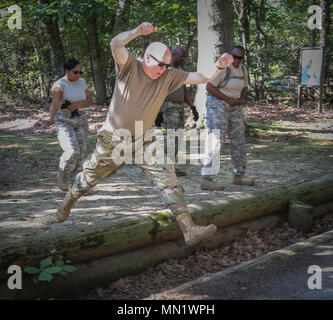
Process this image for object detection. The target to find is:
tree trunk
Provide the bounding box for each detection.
[236,0,251,83]
[194,0,234,124]
[214,0,234,53]
[39,0,65,78]
[87,12,107,105]
[254,0,267,100]
[1,172,333,280]
[44,18,66,78]
[319,0,329,90]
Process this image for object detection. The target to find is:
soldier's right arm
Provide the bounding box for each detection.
[45,88,62,126]
[110,22,158,71]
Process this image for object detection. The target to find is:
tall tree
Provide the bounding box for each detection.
[87,11,107,105]
[40,0,65,78]
[194,0,234,122]
[234,0,251,82]
[253,0,268,99]
[319,0,330,87]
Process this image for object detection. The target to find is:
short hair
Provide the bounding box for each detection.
[171,46,186,55]
[232,45,245,52]
[63,58,80,71]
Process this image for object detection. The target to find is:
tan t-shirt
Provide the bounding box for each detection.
[210,64,248,99]
[103,54,188,136]
[165,66,185,102]
[165,86,184,102]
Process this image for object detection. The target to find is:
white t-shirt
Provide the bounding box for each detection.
[52,75,88,108]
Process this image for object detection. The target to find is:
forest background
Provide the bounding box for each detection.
[0,0,332,114]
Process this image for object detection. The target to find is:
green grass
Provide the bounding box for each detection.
[0,134,97,164]
[246,121,332,135]
[249,139,333,160]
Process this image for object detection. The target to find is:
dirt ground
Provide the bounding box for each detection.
[0,99,333,299]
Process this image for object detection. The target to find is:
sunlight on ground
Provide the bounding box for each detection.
[275,249,297,256]
[251,144,270,149]
[314,245,333,256]
[84,194,158,201]
[248,159,264,163]
[0,119,38,130]
[0,188,60,197]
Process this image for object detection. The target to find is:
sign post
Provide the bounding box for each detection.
[298,47,324,113]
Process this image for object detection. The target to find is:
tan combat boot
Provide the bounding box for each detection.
[176,212,217,246]
[200,178,224,191]
[57,191,78,222]
[233,175,255,186]
[56,170,68,191]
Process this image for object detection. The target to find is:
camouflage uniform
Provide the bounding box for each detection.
[161,101,187,160]
[201,95,246,179]
[71,129,188,217]
[161,101,186,129]
[54,108,89,174]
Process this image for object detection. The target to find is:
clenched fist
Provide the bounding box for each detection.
[136,22,158,36]
[217,53,234,69]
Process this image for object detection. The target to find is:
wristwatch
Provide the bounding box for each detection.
[217,66,224,70]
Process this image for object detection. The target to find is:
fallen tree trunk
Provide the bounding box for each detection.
[1,173,333,279]
[192,172,333,227]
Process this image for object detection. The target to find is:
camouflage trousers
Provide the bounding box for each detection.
[71,129,189,217]
[161,101,186,158]
[54,109,89,174]
[161,101,186,129]
[201,95,246,179]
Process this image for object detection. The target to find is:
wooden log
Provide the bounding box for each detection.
[288,200,314,233]
[1,173,333,279]
[191,172,333,228]
[313,201,333,218]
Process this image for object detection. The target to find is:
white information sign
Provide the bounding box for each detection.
[301,48,323,87]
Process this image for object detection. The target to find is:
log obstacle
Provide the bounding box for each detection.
[1,173,333,283]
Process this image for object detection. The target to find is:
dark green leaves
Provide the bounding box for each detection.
[24,257,77,284]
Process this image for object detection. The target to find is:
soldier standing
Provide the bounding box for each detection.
[156,47,199,176]
[201,45,254,190]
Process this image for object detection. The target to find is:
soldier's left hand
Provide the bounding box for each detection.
[191,106,199,121]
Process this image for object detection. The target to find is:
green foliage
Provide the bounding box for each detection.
[24,257,77,284]
[0,0,331,102]
[0,0,197,101]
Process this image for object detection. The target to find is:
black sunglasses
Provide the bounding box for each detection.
[232,55,244,60]
[149,55,171,68]
[72,70,83,75]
